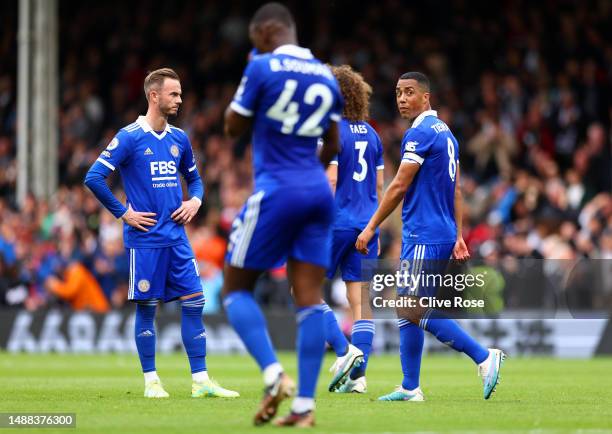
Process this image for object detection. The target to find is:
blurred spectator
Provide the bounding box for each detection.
[45,261,110,313]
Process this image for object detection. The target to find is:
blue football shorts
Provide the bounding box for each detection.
[225,182,334,270]
[127,242,202,303]
[326,228,378,281]
[397,242,454,297]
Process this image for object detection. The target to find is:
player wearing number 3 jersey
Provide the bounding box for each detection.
[321,65,383,394]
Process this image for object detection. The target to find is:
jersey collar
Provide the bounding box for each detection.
[273,44,314,60]
[136,115,172,140]
[411,109,438,129]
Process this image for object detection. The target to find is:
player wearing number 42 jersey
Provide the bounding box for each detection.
[356,72,505,402]
[84,68,238,400]
[223,2,343,428]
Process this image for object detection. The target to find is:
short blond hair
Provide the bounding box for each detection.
[143,68,180,101]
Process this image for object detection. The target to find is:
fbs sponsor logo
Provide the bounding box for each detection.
[138,279,151,293]
[144,147,153,156]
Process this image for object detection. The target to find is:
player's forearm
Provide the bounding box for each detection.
[84,169,127,219]
[224,107,251,139]
[319,143,339,168]
[454,165,463,239]
[366,180,405,231]
[455,188,463,239]
[320,122,340,167]
[326,164,338,194]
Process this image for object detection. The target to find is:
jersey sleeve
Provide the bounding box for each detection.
[401,127,432,165]
[94,130,132,173]
[229,58,265,117]
[83,130,132,219]
[178,135,204,203]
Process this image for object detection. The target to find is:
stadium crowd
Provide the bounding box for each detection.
[0,0,610,312]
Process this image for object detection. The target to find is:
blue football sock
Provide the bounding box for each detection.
[223,290,278,370]
[322,303,349,357]
[181,294,207,374]
[349,319,375,379]
[420,309,489,364]
[399,319,424,390]
[296,304,326,398]
[135,300,158,373]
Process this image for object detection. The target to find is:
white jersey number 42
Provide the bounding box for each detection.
[266,79,333,137]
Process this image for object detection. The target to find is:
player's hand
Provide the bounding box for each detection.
[171,197,201,225]
[356,227,375,254]
[452,237,470,262]
[121,204,157,232]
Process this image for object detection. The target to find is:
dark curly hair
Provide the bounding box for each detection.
[329,64,372,122]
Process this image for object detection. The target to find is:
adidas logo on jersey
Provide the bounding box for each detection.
[138,330,154,337]
[144,147,154,155]
[193,332,207,340]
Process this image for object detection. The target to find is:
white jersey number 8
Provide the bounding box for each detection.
[447,137,457,182]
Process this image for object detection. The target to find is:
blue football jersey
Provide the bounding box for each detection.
[91,116,200,248]
[230,44,343,188]
[400,110,458,244]
[332,119,384,230]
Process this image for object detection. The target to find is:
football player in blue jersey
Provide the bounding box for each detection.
[84,68,238,399]
[223,3,343,427]
[322,65,384,394]
[356,72,505,402]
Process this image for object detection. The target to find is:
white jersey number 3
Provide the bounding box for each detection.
[353,141,368,182]
[266,79,333,137]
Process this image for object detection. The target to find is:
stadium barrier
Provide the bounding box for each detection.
[1,308,610,357]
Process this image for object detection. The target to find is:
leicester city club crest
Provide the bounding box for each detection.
[170,145,179,157]
[106,137,119,150]
[138,279,150,293]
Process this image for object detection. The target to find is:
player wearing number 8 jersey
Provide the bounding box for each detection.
[223,2,342,428]
[356,72,505,402]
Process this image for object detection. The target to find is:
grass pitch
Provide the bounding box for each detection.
[1,352,612,433]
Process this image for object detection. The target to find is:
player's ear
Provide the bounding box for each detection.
[149,89,158,104]
[423,91,430,105]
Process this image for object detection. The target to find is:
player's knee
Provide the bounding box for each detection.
[396,301,423,324]
[292,288,322,307]
[221,264,259,296]
[180,293,205,311]
[180,291,203,301]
